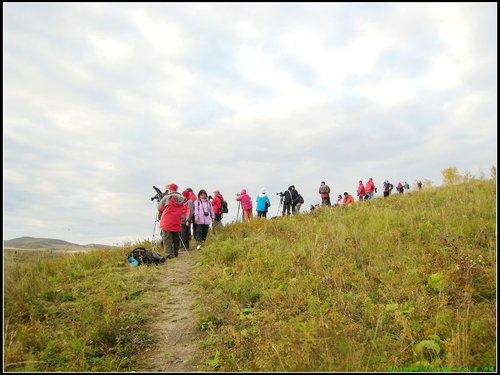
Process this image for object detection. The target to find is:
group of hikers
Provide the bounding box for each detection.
[156,184,217,259]
[319,178,415,208]
[155,179,423,260]
[155,183,304,259]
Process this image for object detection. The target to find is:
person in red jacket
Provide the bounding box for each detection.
[357,180,366,201]
[396,182,404,194]
[343,192,355,205]
[211,190,224,227]
[158,183,185,259]
[365,178,376,200]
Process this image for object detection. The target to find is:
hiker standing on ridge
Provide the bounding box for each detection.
[396,182,404,194]
[281,186,293,216]
[186,187,198,241]
[383,180,394,197]
[318,181,331,206]
[236,188,253,221]
[158,183,185,259]
[291,185,303,214]
[181,190,194,250]
[365,178,376,200]
[211,189,224,227]
[194,189,214,250]
[357,180,366,201]
[256,188,271,218]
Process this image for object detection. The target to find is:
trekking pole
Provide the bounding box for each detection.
[179,234,189,255]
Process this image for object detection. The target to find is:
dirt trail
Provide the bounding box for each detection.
[138,249,206,372]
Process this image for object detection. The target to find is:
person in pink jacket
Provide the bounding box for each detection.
[236,188,253,221]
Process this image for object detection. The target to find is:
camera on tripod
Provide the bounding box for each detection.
[276,192,284,196]
[151,185,167,202]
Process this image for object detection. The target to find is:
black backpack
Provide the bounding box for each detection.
[294,194,304,204]
[221,199,229,213]
[127,247,166,265]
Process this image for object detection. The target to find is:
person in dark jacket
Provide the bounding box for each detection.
[291,185,302,214]
[281,186,293,216]
[181,190,194,250]
[383,180,394,197]
[158,183,185,258]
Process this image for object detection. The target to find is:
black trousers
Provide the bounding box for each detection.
[282,203,291,216]
[181,224,191,250]
[162,230,180,257]
[195,224,210,243]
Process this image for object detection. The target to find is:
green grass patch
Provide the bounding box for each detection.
[192,179,496,371]
[4,245,163,372]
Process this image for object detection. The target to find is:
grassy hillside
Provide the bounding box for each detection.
[3,178,496,372]
[4,236,116,250]
[192,179,496,372]
[3,244,161,372]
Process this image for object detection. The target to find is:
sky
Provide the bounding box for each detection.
[3,2,497,246]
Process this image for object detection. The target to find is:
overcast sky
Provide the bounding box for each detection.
[3,2,497,246]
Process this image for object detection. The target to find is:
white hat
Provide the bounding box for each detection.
[260,187,265,194]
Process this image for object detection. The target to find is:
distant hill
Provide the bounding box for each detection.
[4,236,117,250]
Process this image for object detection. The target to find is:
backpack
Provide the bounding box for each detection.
[294,194,304,204]
[221,199,229,213]
[127,247,166,265]
[319,185,329,194]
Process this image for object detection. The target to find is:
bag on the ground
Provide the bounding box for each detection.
[127,247,166,265]
[221,199,229,213]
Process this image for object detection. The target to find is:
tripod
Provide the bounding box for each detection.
[276,196,283,217]
[236,201,242,222]
[151,211,161,252]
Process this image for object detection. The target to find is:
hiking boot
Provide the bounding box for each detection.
[166,254,175,259]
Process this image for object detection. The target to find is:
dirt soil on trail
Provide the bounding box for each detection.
[138,249,207,372]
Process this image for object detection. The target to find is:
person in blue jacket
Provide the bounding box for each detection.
[256,188,271,218]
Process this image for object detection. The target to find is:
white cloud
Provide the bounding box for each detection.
[3,3,496,245]
[130,10,185,57]
[88,34,133,62]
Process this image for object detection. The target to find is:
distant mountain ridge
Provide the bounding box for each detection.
[4,236,117,250]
